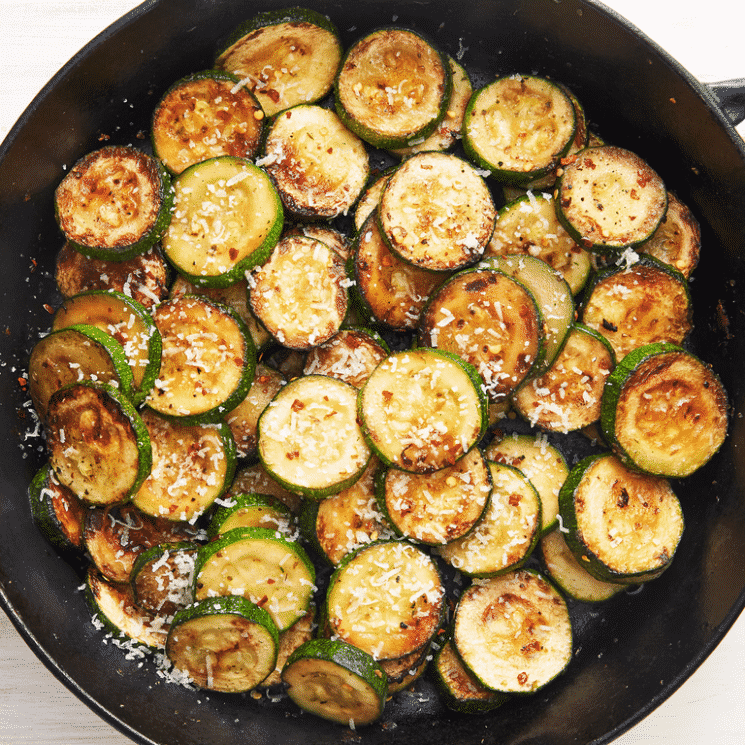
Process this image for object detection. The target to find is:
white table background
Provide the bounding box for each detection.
[1,1,744,743]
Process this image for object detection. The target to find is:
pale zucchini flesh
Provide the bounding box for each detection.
[453,569,572,694]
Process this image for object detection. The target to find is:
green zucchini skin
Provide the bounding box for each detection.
[282,638,388,725]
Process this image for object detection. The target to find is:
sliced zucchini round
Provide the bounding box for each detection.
[207,492,296,539]
[227,463,303,515]
[86,568,170,650]
[46,381,152,506]
[257,374,370,498]
[28,323,135,420]
[539,529,623,603]
[513,323,615,434]
[130,541,198,617]
[163,155,283,288]
[354,169,395,233]
[248,234,349,350]
[260,104,369,220]
[601,343,728,478]
[378,151,496,272]
[52,289,162,406]
[453,569,572,694]
[28,463,87,554]
[390,56,473,157]
[302,327,389,389]
[480,253,574,374]
[434,639,508,714]
[637,191,701,279]
[193,526,315,632]
[485,191,592,294]
[580,254,692,361]
[418,267,543,402]
[376,447,492,546]
[335,27,451,149]
[166,595,279,692]
[146,295,256,424]
[352,209,447,330]
[436,461,541,578]
[152,69,265,175]
[484,432,569,536]
[282,639,388,726]
[558,452,684,583]
[132,410,237,522]
[555,145,668,251]
[54,146,174,261]
[463,75,576,186]
[325,539,445,661]
[258,605,315,689]
[358,348,487,473]
[215,7,342,117]
[54,241,170,310]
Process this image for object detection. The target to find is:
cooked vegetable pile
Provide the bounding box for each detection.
[25,5,729,728]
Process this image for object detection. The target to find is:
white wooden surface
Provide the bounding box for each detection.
[1,1,744,743]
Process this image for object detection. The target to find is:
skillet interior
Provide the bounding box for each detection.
[1,1,745,744]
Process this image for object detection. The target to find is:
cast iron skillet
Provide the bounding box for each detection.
[1,1,745,744]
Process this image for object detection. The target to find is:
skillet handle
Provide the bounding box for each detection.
[706,79,745,127]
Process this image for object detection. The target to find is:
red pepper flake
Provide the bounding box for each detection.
[43,303,55,314]
[18,377,27,390]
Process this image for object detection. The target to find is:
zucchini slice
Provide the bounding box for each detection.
[335,27,451,150]
[207,492,296,539]
[131,542,198,617]
[555,146,668,251]
[436,462,541,578]
[282,639,388,726]
[227,463,303,514]
[463,75,576,186]
[163,155,283,288]
[325,540,444,661]
[284,223,353,262]
[166,595,279,692]
[52,290,162,406]
[132,410,237,523]
[215,7,342,117]
[152,69,265,175]
[558,453,684,583]
[257,374,370,498]
[580,255,692,361]
[376,447,492,546]
[390,56,473,157]
[55,241,170,310]
[28,324,135,420]
[481,254,574,374]
[29,463,87,554]
[224,363,286,460]
[298,457,395,566]
[601,343,728,477]
[358,348,487,473]
[354,170,394,233]
[453,569,572,694]
[248,234,349,350]
[302,327,389,389]
[260,104,369,220]
[637,191,701,279]
[484,192,592,295]
[352,209,446,330]
[539,529,623,603]
[378,151,496,272]
[484,432,569,536]
[434,639,508,714]
[46,381,152,506]
[54,146,173,261]
[258,605,315,688]
[170,274,272,354]
[513,323,615,433]
[146,295,256,424]
[86,568,170,651]
[84,503,198,585]
[418,267,543,402]
[193,526,315,632]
